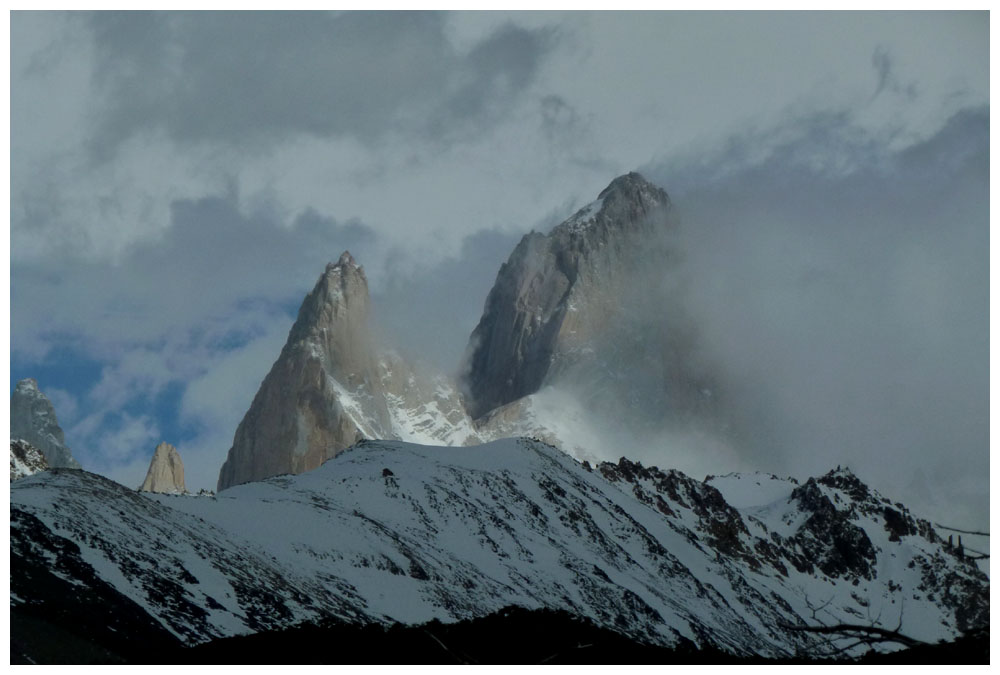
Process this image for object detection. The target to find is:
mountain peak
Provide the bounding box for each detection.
[462,172,677,420]
[597,171,670,210]
[10,379,81,469]
[293,254,371,343]
[218,255,388,491]
[15,378,39,393]
[328,250,358,272]
[551,171,670,237]
[140,442,186,494]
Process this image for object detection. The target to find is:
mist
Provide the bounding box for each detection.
[640,108,989,529]
[364,107,989,533]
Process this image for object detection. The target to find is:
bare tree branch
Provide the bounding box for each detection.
[935,523,989,537]
[962,546,989,559]
[778,621,925,649]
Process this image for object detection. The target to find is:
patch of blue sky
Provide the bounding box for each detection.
[10,346,104,397]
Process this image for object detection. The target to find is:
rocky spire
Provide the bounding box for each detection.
[10,378,81,469]
[140,442,186,494]
[217,252,393,491]
[460,172,675,420]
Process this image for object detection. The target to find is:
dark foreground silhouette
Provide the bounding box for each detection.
[12,603,988,665]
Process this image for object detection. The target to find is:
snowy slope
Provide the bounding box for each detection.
[378,353,481,447]
[11,440,988,657]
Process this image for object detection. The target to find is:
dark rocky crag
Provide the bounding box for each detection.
[10,378,81,469]
[11,439,50,481]
[461,172,720,435]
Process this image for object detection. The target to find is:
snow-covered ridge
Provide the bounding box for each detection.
[11,439,987,656]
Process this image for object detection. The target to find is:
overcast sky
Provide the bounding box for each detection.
[9,11,989,527]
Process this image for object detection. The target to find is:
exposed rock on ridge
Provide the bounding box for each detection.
[140,442,187,494]
[10,378,81,469]
[10,439,49,481]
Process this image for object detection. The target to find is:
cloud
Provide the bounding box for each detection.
[44,388,79,427]
[72,410,159,466]
[11,193,377,355]
[641,106,988,528]
[9,11,987,521]
[83,12,553,151]
[11,12,560,268]
[372,228,524,373]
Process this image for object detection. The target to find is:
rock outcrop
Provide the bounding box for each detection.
[462,172,719,433]
[10,378,81,469]
[10,439,49,481]
[139,442,186,494]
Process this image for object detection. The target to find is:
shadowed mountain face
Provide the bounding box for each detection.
[461,173,673,420]
[461,173,725,452]
[10,379,81,470]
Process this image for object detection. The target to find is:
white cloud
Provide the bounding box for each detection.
[44,387,79,426]
[74,411,159,466]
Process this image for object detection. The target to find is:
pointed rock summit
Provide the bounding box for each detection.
[10,378,81,469]
[140,442,186,494]
[217,173,722,489]
[217,251,394,491]
[461,172,675,419]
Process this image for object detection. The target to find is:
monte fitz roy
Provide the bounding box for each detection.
[10,174,988,663]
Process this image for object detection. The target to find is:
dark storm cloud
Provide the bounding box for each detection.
[85,11,553,152]
[11,194,377,359]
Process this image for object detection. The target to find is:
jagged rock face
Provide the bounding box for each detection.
[10,378,81,469]
[140,442,187,494]
[461,172,715,430]
[10,439,49,481]
[218,173,726,489]
[218,252,393,491]
[462,173,671,419]
[218,251,494,490]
